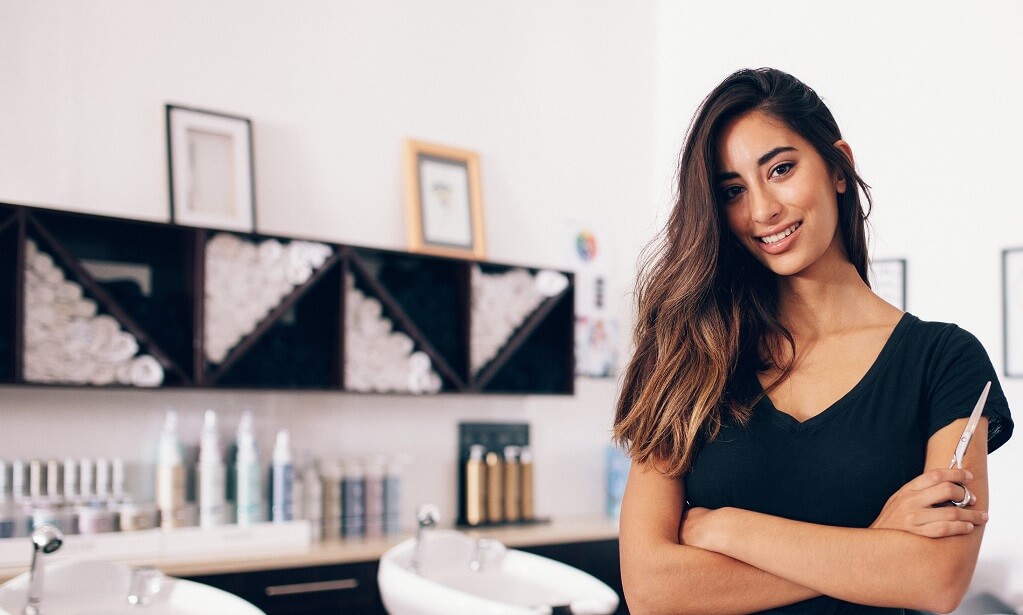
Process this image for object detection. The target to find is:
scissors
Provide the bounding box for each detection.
[948,380,991,470]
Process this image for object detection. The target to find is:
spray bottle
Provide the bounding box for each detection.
[234,411,263,525]
[198,409,227,527]
[156,409,186,528]
[269,429,295,522]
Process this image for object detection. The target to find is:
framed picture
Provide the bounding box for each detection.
[1004,248,1023,377]
[870,258,907,311]
[166,104,256,232]
[403,139,485,259]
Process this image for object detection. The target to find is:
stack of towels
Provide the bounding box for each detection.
[204,233,333,364]
[23,239,164,386]
[470,266,568,374]
[344,278,442,394]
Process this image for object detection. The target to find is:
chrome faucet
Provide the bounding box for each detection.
[410,504,439,575]
[24,524,63,615]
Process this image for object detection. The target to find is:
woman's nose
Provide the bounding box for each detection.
[749,189,783,224]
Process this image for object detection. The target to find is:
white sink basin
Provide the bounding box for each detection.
[0,559,265,615]
[378,529,619,615]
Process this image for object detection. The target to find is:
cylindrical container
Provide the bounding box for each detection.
[77,506,118,534]
[198,410,228,528]
[31,505,78,535]
[118,503,159,532]
[520,446,534,521]
[503,446,521,523]
[383,459,402,535]
[45,459,63,504]
[95,457,111,502]
[28,459,46,503]
[234,411,263,525]
[485,451,503,524]
[11,460,28,504]
[63,458,79,504]
[320,462,342,540]
[79,458,95,504]
[269,429,295,523]
[341,461,365,538]
[156,410,186,528]
[364,460,384,538]
[464,445,486,526]
[301,461,323,542]
[111,458,127,505]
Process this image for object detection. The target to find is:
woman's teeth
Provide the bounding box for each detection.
[760,222,801,245]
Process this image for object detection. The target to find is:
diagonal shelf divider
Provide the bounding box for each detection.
[205,247,346,386]
[25,214,191,384]
[469,285,572,392]
[347,253,466,391]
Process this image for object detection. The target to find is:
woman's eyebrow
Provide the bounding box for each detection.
[757,146,797,166]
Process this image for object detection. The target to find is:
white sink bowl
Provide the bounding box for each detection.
[378,529,619,615]
[0,559,265,615]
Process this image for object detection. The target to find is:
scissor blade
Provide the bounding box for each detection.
[951,381,991,468]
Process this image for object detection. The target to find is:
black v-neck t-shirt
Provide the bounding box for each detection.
[683,313,1013,614]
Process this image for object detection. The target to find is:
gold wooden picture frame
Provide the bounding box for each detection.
[403,139,486,259]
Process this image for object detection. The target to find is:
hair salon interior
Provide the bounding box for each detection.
[1,1,1021,614]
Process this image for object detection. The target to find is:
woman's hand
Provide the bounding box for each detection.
[870,468,988,538]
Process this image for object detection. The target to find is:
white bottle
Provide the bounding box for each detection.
[156,409,186,528]
[269,429,295,523]
[234,411,263,525]
[198,409,227,527]
[299,457,323,542]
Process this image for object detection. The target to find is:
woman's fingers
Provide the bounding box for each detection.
[904,506,988,537]
[919,481,977,508]
[906,467,973,491]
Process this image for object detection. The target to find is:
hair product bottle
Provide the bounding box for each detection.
[269,429,295,522]
[198,409,227,527]
[156,409,186,528]
[341,460,365,538]
[503,446,521,522]
[519,446,534,521]
[364,459,384,538]
[300,458,323,542]
[464,445,486,526]
[320,460,342,539]
[234,411,263,525]
[485,450,503,524]
[383,458,402,535]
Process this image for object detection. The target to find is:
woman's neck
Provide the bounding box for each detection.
[776,259,886,340]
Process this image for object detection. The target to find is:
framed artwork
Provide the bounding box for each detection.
[403,139,485,259]
[1004,248,1023,377]
[166,104,256,232]
[870,258,907,311]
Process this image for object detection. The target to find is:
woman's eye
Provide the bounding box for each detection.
[770,162,793,178]
[720,185,744,202]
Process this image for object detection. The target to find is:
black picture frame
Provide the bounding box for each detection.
[166,104,256,232]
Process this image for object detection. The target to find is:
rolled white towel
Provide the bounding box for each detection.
[73,299,97,318]
[89,364,117,386]
[115,361,134,385]
[130,355,164,387]
[258,238,284,265]
[103,332,139,364]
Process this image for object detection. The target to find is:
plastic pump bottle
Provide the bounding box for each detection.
[198,409,227,527]
[156,409,186,528]
[234,411,263,525]
[269,429,295,522]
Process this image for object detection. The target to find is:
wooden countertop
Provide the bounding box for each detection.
[0,516,620,581]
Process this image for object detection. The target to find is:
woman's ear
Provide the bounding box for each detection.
[833,139,854,194]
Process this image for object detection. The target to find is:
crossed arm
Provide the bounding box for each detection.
[619,418,990,615]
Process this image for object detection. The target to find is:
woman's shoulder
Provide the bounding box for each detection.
[896,312,982,349]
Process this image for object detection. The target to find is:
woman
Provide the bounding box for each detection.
[613,68,1013,615]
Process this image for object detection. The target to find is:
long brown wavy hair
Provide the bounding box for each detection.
[613,68,873,477]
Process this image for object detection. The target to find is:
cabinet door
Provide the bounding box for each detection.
[186,560,386,615]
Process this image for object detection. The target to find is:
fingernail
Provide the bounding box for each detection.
[965,471,974,480]
[982,512,989,521]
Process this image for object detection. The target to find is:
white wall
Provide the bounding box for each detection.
[653,0,1023,605]
[0,0,657,522]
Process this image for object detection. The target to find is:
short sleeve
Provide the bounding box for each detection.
[925,325,1013,453]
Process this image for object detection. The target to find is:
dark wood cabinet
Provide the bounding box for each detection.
[187,560,386,615]
[0,202,574,394]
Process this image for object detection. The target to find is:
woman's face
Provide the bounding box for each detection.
[715,111,849,278]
